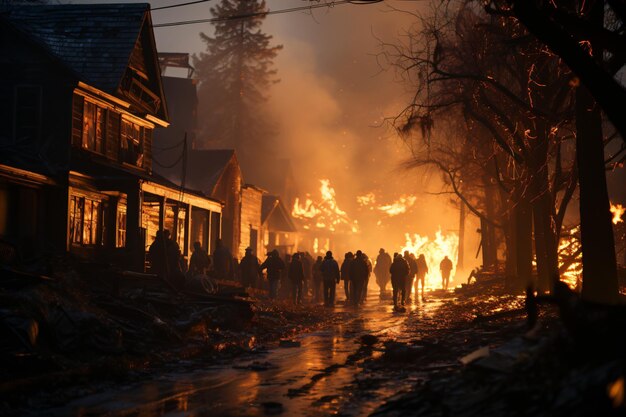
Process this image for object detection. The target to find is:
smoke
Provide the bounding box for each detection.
[262,3,482,271]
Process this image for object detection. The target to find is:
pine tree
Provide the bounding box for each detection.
[193,0,282,156]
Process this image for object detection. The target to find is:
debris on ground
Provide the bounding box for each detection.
[0,256,334,402]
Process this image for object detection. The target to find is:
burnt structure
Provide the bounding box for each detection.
[0,4,222,271]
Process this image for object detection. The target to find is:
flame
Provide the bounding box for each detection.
[611,203,624,225]
[292,179,359,233]
[356,192,376,206]
[558,226,582,290]
[378,195,417,216]
[400,227,459,290]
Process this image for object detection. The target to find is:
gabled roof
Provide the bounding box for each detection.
[185,149,239,196]
[2,3,167,120]
[262,195,297,233]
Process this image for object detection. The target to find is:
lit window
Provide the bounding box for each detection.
[69,195,102,246]
[120,119,146,167]
[116,205,127,248]
[82,101,105,152]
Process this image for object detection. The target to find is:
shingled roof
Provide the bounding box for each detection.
[2,3,149,95]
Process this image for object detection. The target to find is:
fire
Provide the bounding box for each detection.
[400,227,459,290]
[378,195,417,216]
[610,203,624,225]
[356,192,376,206]
[357,192,417,216]
[292,179,359,233]
[558,226,582,290]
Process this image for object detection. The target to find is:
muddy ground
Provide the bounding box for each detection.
[2,266,625,416]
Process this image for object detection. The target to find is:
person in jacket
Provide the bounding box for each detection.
[374,248,392,298]
[289,253,306,304]
[415,253,429,301]
[349,250,370,307]
[440,256,453,290]
[390,253,410,310]
[404,251,418,303]
[320,251,340,307]
[340,252,354,303]
[260,250,285,299]
[312,255,323,303]
[239,247,260,289]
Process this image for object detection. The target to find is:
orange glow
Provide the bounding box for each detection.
[400,227,459,290]
[292,179,359,233]
[610,203,624,225]
[558,226,582,290]
[377,195,417,216]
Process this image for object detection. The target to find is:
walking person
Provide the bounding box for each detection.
[349,250,369,307]
[404,251,418,303]
[340,252,354,303]
[320,251,340,307]
[260,250,285,300]
[289,253,306,304]
[374,248,392,298]
[415,253,429,301]
[390,253,409,310]
[239,247,260,289]
[440,256,453,290]
[312,255,323,303]
[188,241,211,278]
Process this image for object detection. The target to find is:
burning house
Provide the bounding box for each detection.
[0,3,222,271]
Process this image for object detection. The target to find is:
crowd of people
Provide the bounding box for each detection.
[147,230,455,310]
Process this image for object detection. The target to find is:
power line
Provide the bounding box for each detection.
[152,0,213,12]
[153,0,383,28]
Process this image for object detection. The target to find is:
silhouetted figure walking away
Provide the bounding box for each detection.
[312,256,323,303]
[361,253,372,303]
[320,251,340,307]
[374,248,392,297]
[289,253,306,304]
[349,250,369,307]
[239,247,260,289]
[188,241,211,277]
[415,253,429,301]
[404,251,418,302]
[440,256,453,290]
[213,239,232,280]
[390,253,409,310]
[148,230,168,279]
[302,252,314,299]
[260,250,285,299]
[340,252,354,303]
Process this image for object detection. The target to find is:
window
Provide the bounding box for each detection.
[82,101,105,152]
[116,204,127,248]
[69,195,102,246]
[120,119,146,167]
[14,86,41,142]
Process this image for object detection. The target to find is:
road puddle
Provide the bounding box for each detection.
[38,289,448,417]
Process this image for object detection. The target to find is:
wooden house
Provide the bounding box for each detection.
[182,150,242,257]
[240,184,264,259]
[0,3,222,270]
[261,195,298,256]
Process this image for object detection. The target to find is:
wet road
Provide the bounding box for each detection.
[39,289,447,417]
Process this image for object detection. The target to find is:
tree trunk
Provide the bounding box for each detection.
[515,196,534,291]
[576,84,619,304]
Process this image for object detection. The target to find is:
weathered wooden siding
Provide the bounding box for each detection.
[239,185,263,258]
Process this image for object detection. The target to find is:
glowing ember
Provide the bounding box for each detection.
[292,179,359,233]
[610,203,624,225]
[400,227,459,290]
[378,195,417,216]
